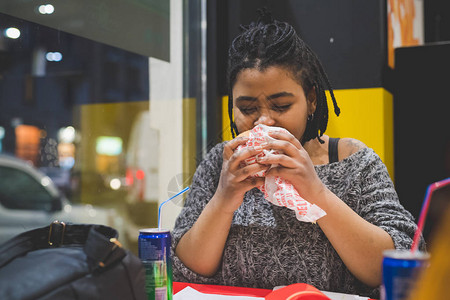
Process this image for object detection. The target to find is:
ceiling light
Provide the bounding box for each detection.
[38,4,55,15]
[5,27,21,39]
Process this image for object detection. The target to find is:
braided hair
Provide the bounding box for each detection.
[227,9,340,143]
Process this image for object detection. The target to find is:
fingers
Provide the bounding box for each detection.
[268,130,302,150]
[257,152,295,168]
[230,144,268,170]
[223,136,249,160]
[255,130,310,170]
[234,162,269,182]
[263,130,305,160]
[222,136,268,183]
[244,176,265,188]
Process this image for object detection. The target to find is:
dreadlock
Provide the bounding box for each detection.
[227,8,340,144]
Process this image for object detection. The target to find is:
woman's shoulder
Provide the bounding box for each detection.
[200,142,226,162]
[316,138,386,182]
[208,141,226,155]
[337,137,368,161]
[334,138,384,172]
[194,142,226,174]
[306,136,368,165]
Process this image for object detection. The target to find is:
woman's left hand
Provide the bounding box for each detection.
[257,130,326,201]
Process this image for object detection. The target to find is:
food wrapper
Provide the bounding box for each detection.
[236,124,326,223]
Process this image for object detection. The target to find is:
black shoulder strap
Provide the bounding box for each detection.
[328,137,340,164]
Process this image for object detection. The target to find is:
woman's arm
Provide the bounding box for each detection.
[175,194,235,277]
[175,137,266,277]
[313,187,394,287]
[312,139,395,287]
[259,133,395,287]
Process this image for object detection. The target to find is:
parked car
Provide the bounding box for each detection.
[0,154,127,246]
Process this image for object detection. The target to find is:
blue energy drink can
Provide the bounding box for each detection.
[138,229,173,300]
[381,250,429,300]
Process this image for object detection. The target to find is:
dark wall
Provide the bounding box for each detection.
[226,0,386,90]
[425,0,450,43]
[393,43,450,223]
[206,0,228,147]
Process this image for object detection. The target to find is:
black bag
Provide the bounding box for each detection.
[0,221,147,300]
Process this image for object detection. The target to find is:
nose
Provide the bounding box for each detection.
[254,108,275,126]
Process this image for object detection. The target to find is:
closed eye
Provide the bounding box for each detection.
[271,104,291,112]
[239,107,257,115]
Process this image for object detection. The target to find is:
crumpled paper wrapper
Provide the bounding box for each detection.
[236,124,326,223]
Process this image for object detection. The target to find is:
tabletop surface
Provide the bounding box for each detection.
[173,282,375,299]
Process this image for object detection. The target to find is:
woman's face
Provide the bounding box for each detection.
[232,66,316,140]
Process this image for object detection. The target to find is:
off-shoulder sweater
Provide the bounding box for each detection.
[171,142,422,298]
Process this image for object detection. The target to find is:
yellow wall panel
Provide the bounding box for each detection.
[222,96,233,142]
[327,88,394,179]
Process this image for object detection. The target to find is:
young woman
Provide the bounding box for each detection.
[171,11,422,298]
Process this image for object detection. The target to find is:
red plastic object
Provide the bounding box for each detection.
[265,283,331,300]
[173,282,377,300]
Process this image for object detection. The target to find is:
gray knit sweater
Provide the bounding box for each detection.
[171,142,421,297]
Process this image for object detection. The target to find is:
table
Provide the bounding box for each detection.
[173,282,376,299]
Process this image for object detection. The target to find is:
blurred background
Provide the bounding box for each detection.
[0,0,448,254]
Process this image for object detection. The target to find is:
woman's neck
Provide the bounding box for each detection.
[303,135,329,166]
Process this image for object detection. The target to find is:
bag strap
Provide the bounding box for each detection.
[84,224,127,272]
[0,222,126,271]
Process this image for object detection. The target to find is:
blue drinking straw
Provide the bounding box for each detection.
[158,186,190,231]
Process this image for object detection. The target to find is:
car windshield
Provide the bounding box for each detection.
[0,166,54,211]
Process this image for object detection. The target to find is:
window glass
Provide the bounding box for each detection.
[0,0,199,253]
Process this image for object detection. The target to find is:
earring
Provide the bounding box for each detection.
[307,113,314,121]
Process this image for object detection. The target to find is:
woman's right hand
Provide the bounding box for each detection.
[212,136,267,214]
[175,137,266,277]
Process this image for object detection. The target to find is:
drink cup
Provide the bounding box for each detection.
[381,249,429,300]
